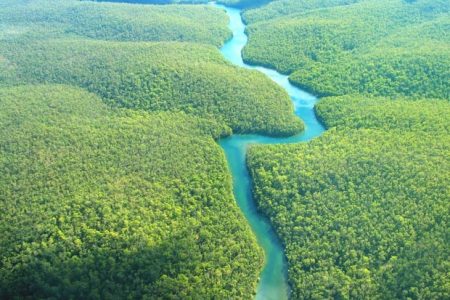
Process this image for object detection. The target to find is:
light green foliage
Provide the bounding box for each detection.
[0,0,309,298]
[0,0,308,297]
[0,0,302,137]
[248,96,450,298]
[242,0,450,98]
[0,39,302,136]
[242,0,368,23]
[316,95,450,132]
[0,0,229,46]
[0,85,263,298]
[244,1,450,297]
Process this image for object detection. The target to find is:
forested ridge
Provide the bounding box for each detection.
[245,1,450,298]
[248,96,450,299]
[315,96,450,132]
[0,0,304,297]
[1,0,449,298]
[0,39,302,136]
[0,0,230,46]
[0,0,303,136]
[242,0,369,23]
[242,0,450,99]
[0,85,265,298]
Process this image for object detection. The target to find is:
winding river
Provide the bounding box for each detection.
[215,4,326,299]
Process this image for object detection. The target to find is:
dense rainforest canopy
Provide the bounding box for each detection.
[0,0,288,298]
[1,0,449,298]
[0,0,230,46]
[244,1,450,298]
[248,96,450,299]
[0,84,264,298]
[93,0,271,7]
[0,39,302,136]
[242,0,450,99]
[0,0,302,136]
[242,0,369,23]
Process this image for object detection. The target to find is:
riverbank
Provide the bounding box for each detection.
[215,4,325,299]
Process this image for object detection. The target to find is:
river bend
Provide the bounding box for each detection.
[216,4,326,299]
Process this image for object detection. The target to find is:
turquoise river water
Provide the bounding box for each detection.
[215,4,326,299]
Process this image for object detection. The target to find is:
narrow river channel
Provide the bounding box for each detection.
[215,4,326,299]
